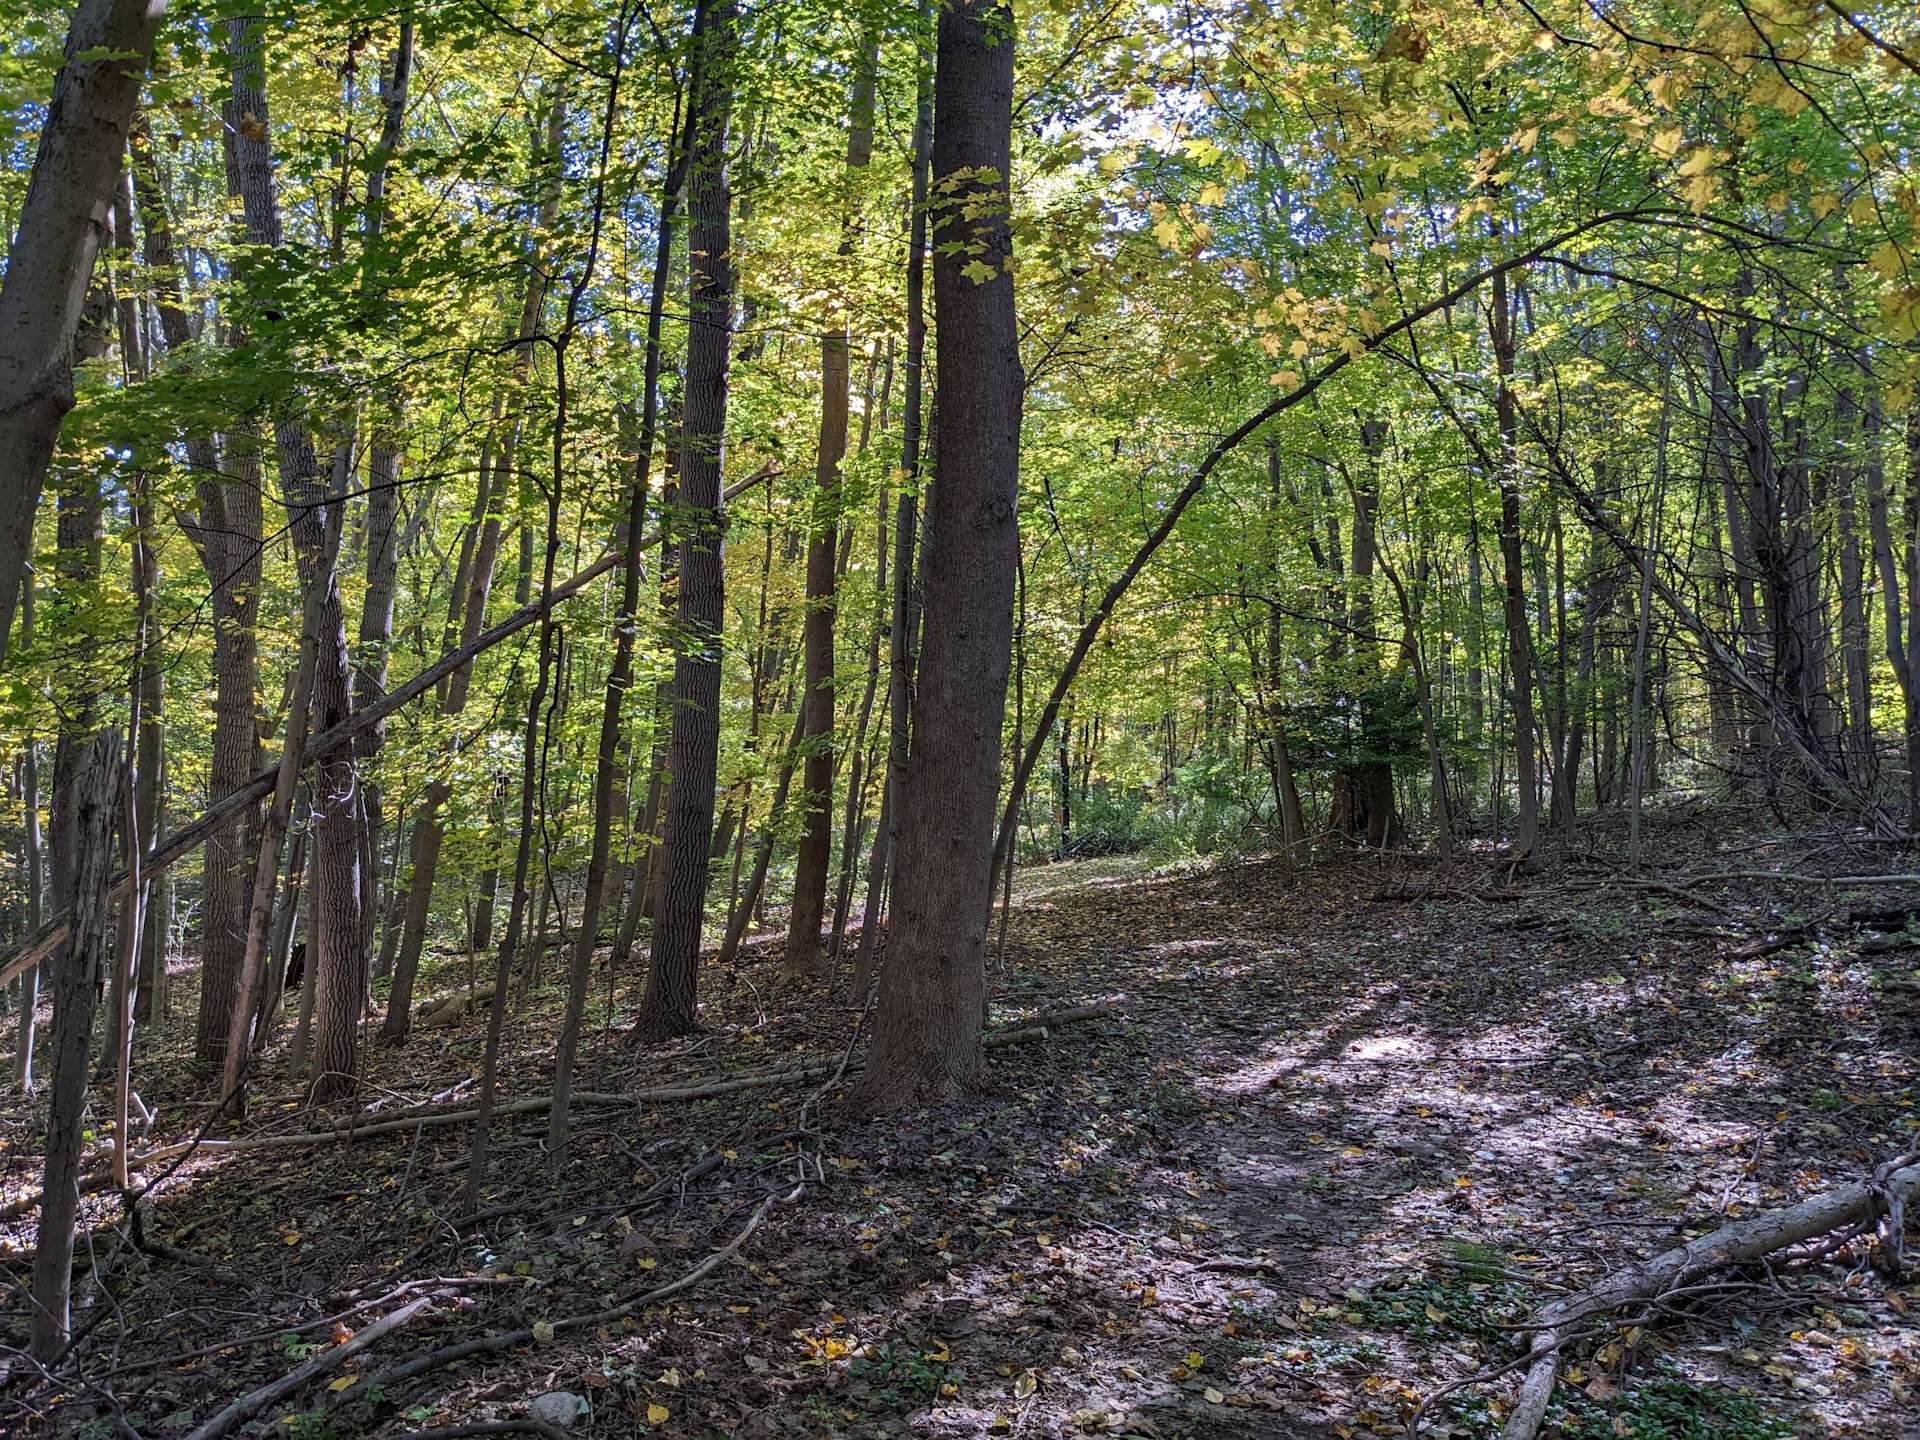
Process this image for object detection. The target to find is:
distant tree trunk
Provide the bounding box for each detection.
[1865,374,1919,828]
[552,59,687,1166]
[225,13,364,1101]
[135,105,266,1072]
[1330,419,1400,847]
[853,0,1021,1110]
[13,592,44,1086]
[717,710,804,968]
[1263,438,1307,848]
[386,92,561,1042]
[28,730,119,1362]
[635,0,737,1042]
[0,0,164,654]
[852,9,932,998]
[1490,267,1539,857]
[352,26,416,965]
[1834,381,1874,778]
[785,38,879,978]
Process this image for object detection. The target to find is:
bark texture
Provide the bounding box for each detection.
[853,0,1022,1110]
[0,0,164,652]
[638,0,738,1040]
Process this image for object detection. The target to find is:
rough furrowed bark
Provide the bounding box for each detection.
[854,0,1023,1112]
[637,0,739,1043]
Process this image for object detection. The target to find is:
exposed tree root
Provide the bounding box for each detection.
[1495,1152,1920,1440]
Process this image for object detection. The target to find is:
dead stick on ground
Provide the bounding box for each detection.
[1491,1153,1920,1440]
[180,1291,443,1440]
[335,1183,794,1407]
[2,1002,1116,1218]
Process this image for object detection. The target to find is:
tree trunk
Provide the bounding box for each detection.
[635,0,738,1042]
[134,109,266,1072]
[852,11,933,997]
[0,0,164,653]
[226,13,365,1102]
[386,92,561,1043]
[852,0,1022,1110]
[1490,267,1539,857]
[785,38,878,978]
[28,730,120,1362]
[351,26,416,969]
[552,54,688,1166]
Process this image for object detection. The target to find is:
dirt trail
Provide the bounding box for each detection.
[4,829,1918,1437]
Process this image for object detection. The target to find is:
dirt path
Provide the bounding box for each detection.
[5,833,1918,1437]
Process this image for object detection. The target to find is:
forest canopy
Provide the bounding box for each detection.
[2,0,1920,1433]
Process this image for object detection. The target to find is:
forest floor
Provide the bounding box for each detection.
[5,806,1920,1439]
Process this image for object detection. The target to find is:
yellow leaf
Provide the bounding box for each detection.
[1651,127,1685,160]
[282,1232,301,1245]
[1013,1370,1038,1398]
[1197,182,1226,206]
[926,1341,951,1362]
[327,1376,358,1393]
[647,1402,670,1425]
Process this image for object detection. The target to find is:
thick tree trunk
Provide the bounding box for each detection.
[635,0,738,1042]
[0,0,164,653]
[853,0,1022,1110]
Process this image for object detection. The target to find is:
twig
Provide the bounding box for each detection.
[181,1291,444,1440]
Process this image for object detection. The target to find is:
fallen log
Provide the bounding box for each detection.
[1,1001,1116,1214]
[1498,1151,1920,1440]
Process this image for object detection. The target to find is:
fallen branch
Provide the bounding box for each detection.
[1496,1152,1920,1440]
[335,1182,794,1407]
[181,1290,444,1440]
[2,1002,1116,1215]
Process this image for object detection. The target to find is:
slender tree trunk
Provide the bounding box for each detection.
[135,108,266,1071]
[387,93,562,1042]
[785,38,879,977]
[352,26,416,969]
[226,13,365,1101]
[853,0,1022,1109]
[1490,267,1539,857]
[28,730,119,1362]
[0,0,164,653]
[852,9,932,997]
[635,0,738,1042]
[550,36,674,1169]
[14,596,43,1087]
